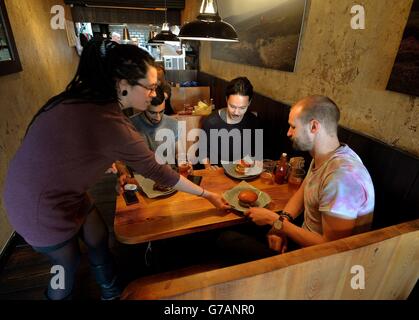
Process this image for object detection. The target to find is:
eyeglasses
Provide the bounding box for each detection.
[136,81,158,94]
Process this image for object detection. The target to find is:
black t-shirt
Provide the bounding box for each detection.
[200,108,263,164]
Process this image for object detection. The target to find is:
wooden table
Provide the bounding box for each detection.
[114,169,296,245]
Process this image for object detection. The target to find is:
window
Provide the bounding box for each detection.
[0,0,22,76]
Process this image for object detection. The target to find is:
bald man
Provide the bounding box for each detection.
[245,95,375,252]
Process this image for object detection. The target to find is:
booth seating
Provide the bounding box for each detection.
[121,126,419,299]
[121,73,419,300]
[122,219,418,300]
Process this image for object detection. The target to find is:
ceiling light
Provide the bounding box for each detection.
[178,0,238,42]
[152,0,179,43]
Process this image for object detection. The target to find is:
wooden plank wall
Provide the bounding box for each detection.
[70,6,180,25]
[165,70,197,85]
[170,86,210,112]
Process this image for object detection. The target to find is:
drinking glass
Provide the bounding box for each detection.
[178,159,193,177]
[288,168,305,190]
[260,159,275,184]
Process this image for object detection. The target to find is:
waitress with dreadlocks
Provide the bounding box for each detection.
[3,40,229,300]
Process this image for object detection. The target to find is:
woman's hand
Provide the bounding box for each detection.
[115,174,138,195]
[105,162,118,174]
[203,191,231,210]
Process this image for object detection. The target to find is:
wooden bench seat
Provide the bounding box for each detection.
[121,261,225,300]
[121,218,419,300]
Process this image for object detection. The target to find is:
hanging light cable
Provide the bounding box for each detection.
[178,0,239,42]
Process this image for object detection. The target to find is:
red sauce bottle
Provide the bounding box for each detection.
[275,153,288,184]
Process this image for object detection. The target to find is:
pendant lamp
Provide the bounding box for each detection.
[122,25,130,42]
[178,0,238,42]
[152,0,179,43]
[147,29,160,45]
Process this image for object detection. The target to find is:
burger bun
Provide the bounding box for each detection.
[238,190,258,207]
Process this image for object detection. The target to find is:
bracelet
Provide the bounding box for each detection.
[279,211,294,223]
[198,188,205,197]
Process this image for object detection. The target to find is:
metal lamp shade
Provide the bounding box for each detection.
[122,27,130,41]
[153,30,179,42]
[178,19,238,42]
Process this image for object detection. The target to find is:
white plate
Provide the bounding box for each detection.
[134,174,177,198]
[222,163,263,180]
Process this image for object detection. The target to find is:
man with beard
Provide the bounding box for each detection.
[217,95,374,262]
[200,77,262,168]
[130,85,182,163]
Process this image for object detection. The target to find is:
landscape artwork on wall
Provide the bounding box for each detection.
[212,0,307,72]
[386,0,419,97]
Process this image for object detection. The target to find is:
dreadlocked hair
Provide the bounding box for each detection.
[25,39,156,136]
[66,39,155,101]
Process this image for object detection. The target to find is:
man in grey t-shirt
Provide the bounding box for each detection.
[130,85,183,164]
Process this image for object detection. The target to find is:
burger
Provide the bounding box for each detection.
[238,190,258,208]
[235,159,254,175]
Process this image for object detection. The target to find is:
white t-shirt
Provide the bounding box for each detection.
[303,144,375,235]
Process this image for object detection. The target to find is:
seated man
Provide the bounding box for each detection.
[130,85,183,164]
[218,95,375,262]
[200,77,263,168]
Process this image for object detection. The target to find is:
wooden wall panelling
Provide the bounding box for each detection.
[70,6,180,24]
[64,0,185,8]
[170,86,210,112]
[165,70,197,84]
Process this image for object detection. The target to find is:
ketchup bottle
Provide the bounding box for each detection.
[275,153,288,184]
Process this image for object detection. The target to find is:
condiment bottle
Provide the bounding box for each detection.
[274,153,288,184]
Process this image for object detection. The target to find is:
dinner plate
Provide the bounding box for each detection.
[222,163,263,180]
[134,174,177,198]
[223,181,271,212]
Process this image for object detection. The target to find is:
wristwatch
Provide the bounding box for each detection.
[270,215,284,235]
[278,211,294,223]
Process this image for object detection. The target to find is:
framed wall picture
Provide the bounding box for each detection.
[0,0,22,76]
[386,0,419,97]
[211,0,307,72]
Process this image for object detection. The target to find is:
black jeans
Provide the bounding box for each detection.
[216,223,299,264]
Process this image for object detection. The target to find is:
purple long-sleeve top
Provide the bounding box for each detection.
[3,100,180,247]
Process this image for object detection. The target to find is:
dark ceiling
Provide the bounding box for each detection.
[64,0,185,9]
